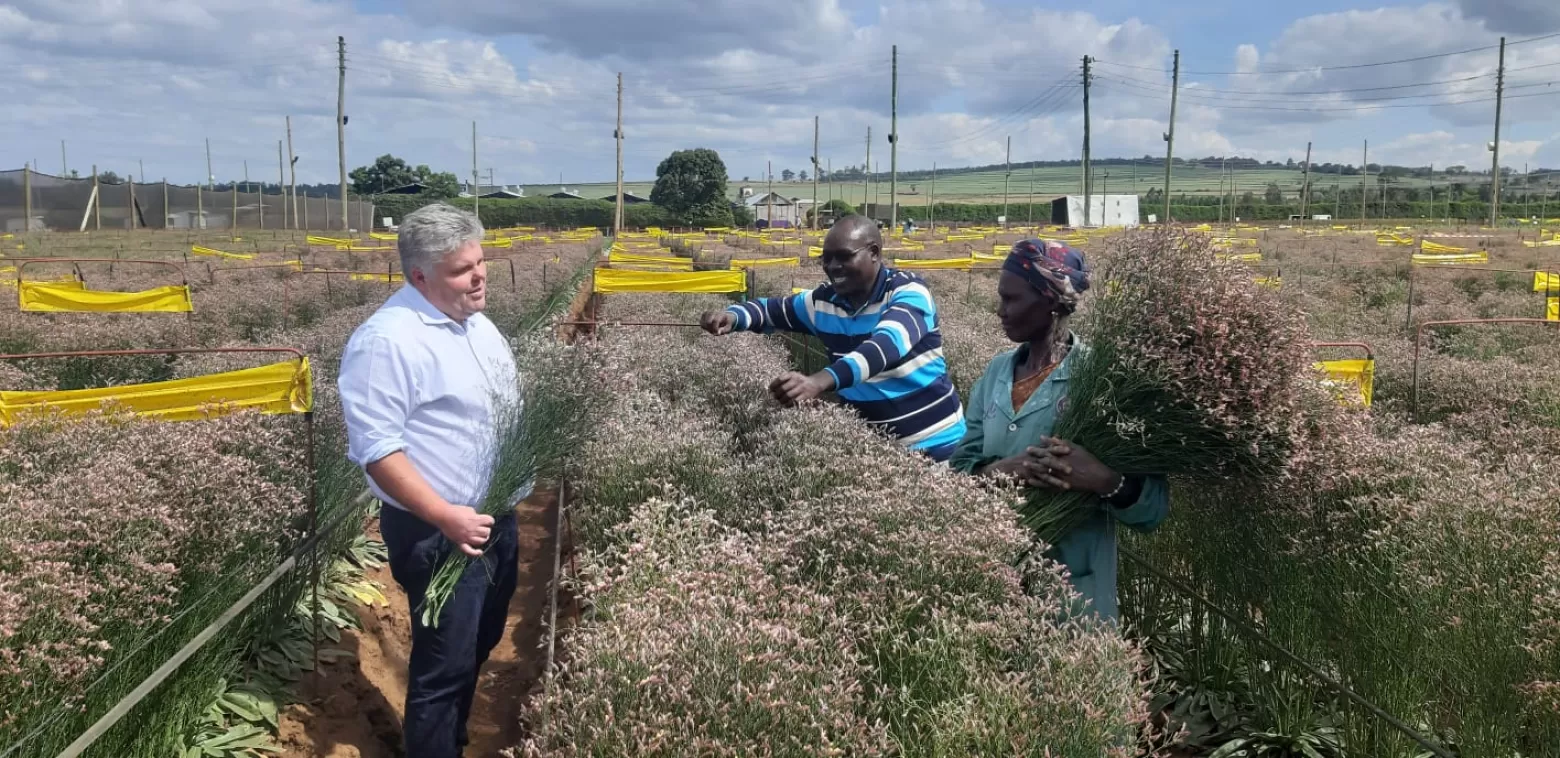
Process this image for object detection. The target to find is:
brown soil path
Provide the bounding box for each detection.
[277,490,562,758]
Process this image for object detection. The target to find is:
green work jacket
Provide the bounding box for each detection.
[950,338,1169,622]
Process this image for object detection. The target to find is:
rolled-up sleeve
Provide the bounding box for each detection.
[339,333,413,467]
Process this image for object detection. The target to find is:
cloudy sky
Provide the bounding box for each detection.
[2,0,1557,188]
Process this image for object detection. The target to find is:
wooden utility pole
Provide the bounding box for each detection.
[889,44,899,229]
[92,163,101,230]
[287,116,299,230]
[206,138,214,192]
[1490,36,1506,226]
[614,72,625,236]
[472,121,480,221]
[1082,55,1092,227]
[250,160,261,230]
[929,162,937,230]
[767,160,774,226]
[1028,166,1036,227]
[1002,135,1011,228]
[863,126,871,216]
[60,140,67,176]
[139,160,144,184]
[278,140,288,230]
[1361,140,1369,226]
[337,36,349,231]
[1217,159,1227,224]
[1163,49,1180,224]
[811,115,820,230]
[1300,141,1313,222]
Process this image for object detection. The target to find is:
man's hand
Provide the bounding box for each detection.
[700,310,737,336]
[768,371,835,407]
[433,505,495,557]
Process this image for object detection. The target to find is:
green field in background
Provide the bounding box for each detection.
[514,163,1462,205]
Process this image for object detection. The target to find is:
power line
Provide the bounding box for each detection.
[1096,70,1495,97]
[1093,30,1560,76]
[1095,74,1560,112]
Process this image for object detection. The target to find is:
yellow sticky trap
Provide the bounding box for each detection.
[893,257,977,270]
[1419,241,1468,254]
[1316,359,1374,407]
[191,245,255,261]
[729,257,799,269]
[1,358,312,425]
[593,267,747,294]
[1255,276,1282,288]
[608,252,695,271]
[792,286,813,294]
[349,273,403,283]
[19,281,193,313]
[808,245,823,257]
[1536,272,1560,292]
[1548,297,1558,322]
[1412,252,1488,265]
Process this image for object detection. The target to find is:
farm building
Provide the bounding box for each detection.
[548,188,585,200]
[1050,194,1139,227]
[745,191,799,227]
[599,191,650,204]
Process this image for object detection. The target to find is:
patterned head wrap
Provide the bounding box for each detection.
[1002,239,1090,314]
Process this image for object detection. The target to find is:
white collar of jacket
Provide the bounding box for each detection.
[990,332,1081,421]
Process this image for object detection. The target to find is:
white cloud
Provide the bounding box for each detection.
[1458,0,1560,33]
[3,0,1554,190]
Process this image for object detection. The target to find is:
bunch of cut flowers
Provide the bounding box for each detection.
[418,334,604,626]
[1022,227,1316,544]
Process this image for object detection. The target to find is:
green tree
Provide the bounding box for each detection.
[350,154,459,198]
[781,168,795,182]
[416,167,460,199]
[350,154,417,195]
[650,148,732,226]
[97,170,123,185]
[1264,182,1284,204]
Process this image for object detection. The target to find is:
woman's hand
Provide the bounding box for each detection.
[769,371,835,406]
[979,445,1072,490]
[700,310,737,335]
[1041,438,1123,497]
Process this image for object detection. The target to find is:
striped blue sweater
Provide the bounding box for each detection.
[726,267,967,461]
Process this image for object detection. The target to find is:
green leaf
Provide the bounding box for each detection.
[218,691,264,723]
[1210,738,1251,758]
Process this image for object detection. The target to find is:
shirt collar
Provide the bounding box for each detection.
[397,285,461,328]
[826,265,892,313]
[1013,332,1079,382]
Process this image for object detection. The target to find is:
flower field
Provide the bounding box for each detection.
[0,228,603,757]
[2,220,1557,757]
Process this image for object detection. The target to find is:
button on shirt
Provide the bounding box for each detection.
[339,285,524,512]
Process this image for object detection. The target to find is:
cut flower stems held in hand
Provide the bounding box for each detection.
[1022,228,1314,544]
[417,336,604,627]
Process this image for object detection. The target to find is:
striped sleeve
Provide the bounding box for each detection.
[725,292,813,335]
[824,289,933,390]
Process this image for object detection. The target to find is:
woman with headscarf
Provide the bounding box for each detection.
[949,239,1168,622]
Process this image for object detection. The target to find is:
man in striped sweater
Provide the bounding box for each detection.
[699,215,966,461]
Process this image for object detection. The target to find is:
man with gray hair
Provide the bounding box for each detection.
[338,202,521,757]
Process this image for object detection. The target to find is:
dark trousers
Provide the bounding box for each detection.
[380,505,518,758]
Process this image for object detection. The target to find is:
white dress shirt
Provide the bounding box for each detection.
[339,285,525,512]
